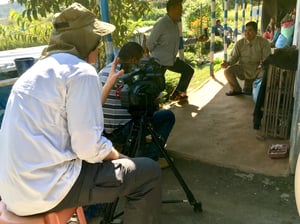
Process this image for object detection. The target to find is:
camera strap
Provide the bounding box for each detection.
[115,85,124,99]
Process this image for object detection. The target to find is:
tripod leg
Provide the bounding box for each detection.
[123,118,146,157]
[101,119,147,223]
[146,124,202,213]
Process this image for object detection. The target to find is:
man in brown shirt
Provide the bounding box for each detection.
[221,21,271,96]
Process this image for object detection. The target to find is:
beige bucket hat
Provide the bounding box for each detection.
[52,2,115,37]
[41,3,115,59]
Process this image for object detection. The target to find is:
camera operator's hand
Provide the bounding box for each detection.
[101,57,124,104]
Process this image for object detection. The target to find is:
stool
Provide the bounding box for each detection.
[0,201,87,224]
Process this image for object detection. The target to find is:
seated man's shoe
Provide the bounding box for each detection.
[225,90,242,96]
[169,91,188,101]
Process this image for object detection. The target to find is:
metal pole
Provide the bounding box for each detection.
[256,0,261,33]
[234,0,238,43]
[99,0,114,65]
[210,0,216,77]
[241,0,245,37]
[223,0,228,61]
[250,0,253,21]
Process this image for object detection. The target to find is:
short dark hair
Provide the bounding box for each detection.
[166,0,182,11]
[118,42,144,61]
[246,21,258,32]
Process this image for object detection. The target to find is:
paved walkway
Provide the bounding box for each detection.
[166,69,290,177]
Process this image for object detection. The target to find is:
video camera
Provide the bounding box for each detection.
[118,57,165,116]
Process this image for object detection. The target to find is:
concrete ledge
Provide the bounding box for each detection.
[0,77,18,87]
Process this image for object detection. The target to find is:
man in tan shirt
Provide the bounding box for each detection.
[221,21,271,96]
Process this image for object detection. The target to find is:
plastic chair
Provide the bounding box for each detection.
[0,200,87,224]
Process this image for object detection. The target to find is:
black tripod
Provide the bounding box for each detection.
[100,109,202,224]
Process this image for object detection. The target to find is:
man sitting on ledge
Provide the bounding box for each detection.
[221,21,271,96]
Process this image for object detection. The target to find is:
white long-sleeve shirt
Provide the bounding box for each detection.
[0,53,112,216]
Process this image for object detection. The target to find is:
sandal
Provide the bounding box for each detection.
[169,92,188,101]
[225,90,242,96]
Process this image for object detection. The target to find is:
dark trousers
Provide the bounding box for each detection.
[147,110,175,160]
[164,57,194,94]
[49,159,162,224]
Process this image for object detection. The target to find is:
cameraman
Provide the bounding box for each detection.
[99,42,175,168]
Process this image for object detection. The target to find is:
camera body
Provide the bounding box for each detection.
[119,57,165,115]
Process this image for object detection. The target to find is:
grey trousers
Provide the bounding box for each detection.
[50,158,162,224]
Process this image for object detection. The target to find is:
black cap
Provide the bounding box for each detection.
[118,42,144,61]
[166,0,183,10]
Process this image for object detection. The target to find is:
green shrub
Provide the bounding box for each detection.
[0,10,51,51]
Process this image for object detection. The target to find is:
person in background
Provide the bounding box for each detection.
[0,3,162,224]
[215,19,233,44]
[99,41,175,169]
[273,7,296,48]
[221,21,271,96]
[146,0,207,102]
[270,22,281,47]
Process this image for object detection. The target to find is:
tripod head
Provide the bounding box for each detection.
[118,57,165,112]
[127,102,159,121]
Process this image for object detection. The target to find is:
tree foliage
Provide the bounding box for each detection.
[11,0,151,48]
[0,10,51,50]
[184,0,222,36]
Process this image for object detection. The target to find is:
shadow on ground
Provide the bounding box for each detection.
[160,156,298,224]
[88,156,298,224]
[166,70,290,177]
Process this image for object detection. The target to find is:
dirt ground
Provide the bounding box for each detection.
[159,156,298,224]
[87,157,299,224]
[88,156,298,224]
